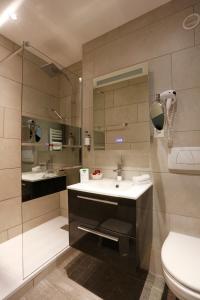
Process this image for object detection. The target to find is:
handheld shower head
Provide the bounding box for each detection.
[51,108,64,121]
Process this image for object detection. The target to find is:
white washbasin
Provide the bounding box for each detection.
[22,172,58,182]
[67,178,152,200]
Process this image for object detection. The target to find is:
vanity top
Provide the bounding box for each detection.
[22,172,59,182]
[67,178,152,200]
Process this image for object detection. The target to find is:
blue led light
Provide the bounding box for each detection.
[115,137,124,143]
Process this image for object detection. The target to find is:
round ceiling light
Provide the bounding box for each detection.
[182,13,200,30]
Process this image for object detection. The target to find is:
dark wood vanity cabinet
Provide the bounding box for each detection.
[22,176,67,202]
[68,188,152,276]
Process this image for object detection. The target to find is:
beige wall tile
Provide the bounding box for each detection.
[173,130,200,147]
[0,230,8,244]
[174,88,200,131]
[0,138,20,169]
[93,8,193,76]
[93,92,105,110]
[172,46,200,90]
[82,107,93,133]
[105,143,131,150]
[0,106,4,137]
[153,172,200,218]
[114,82,148,107]
[121,7,193,69]
[0,197,21,232]
[131,142,150,153]
[4,108,21,139]
[105,90,114,108]
[23,209,60,232]
[22,193,60,223]
[94,150,121,169]
[0,76,21,109]
[150,138,168,173]
[195,3,200,45]
[0,46,22,83]
[60,190,68,211]
[0,168,21,201]
[105,104,137,125]
[119,0,199,38]
[149,55,172,95]
[82,52,94,79]
[84,0,199,54]
[60,208,68,217]
[149,248,163,276]
[138,102,149,122]
[152,211,170,250]
[8,224,22,239]
[94,109,104,128]
[60,96,72,120]
[82,78,93,109]
[169,214,200,238]
[23,59,59,97]
[121,150,150,170]
[22,85,59,120]
[59,74,74,98]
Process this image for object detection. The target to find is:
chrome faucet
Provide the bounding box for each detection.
[113,156,124,177]
[46,158,53,173]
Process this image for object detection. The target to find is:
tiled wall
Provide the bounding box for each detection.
[82,0,200,276]
[0,35,81,244]
[0,36,22,244]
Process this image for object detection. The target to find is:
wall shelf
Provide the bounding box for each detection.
[22,143,82,149]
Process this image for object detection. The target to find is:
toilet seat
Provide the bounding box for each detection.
[161,232,200,300]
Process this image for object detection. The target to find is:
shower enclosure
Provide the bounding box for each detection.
[21,43,82,278]
[0,39,82,299]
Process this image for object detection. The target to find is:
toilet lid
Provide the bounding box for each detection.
[161,232,200,293]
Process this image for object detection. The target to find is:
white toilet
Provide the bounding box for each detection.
[161,232,200,300]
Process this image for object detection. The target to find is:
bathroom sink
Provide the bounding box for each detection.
[67,178,152,200]
[22,172,58,182]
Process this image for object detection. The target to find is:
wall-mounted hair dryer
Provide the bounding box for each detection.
[160,90,177,129]
[150,90,177,147]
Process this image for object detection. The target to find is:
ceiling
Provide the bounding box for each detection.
[0,0,170,67]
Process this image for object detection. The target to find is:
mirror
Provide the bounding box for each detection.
[93,66,149,150]
[150,102,164,131]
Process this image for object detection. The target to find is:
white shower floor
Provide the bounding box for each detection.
[0,216,69,300]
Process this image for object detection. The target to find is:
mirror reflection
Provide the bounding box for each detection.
[93,73,149,150]
[21,47,82,277]
[150,101,164,131]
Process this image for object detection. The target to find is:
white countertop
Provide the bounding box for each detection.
[67,178,152,200]
[22,172,59,182]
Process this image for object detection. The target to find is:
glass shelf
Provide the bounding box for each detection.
[21,143,82,148]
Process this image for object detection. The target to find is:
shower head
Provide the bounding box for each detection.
[41,63,62,77]
[40,62,71,84]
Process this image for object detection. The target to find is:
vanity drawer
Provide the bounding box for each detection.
[69,219,138,275]
[68,190,137,241]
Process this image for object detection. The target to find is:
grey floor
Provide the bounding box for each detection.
[20,248,166,300]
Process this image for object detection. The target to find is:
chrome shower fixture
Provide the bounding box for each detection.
[51,108,64,121]
[41,63,62,77]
